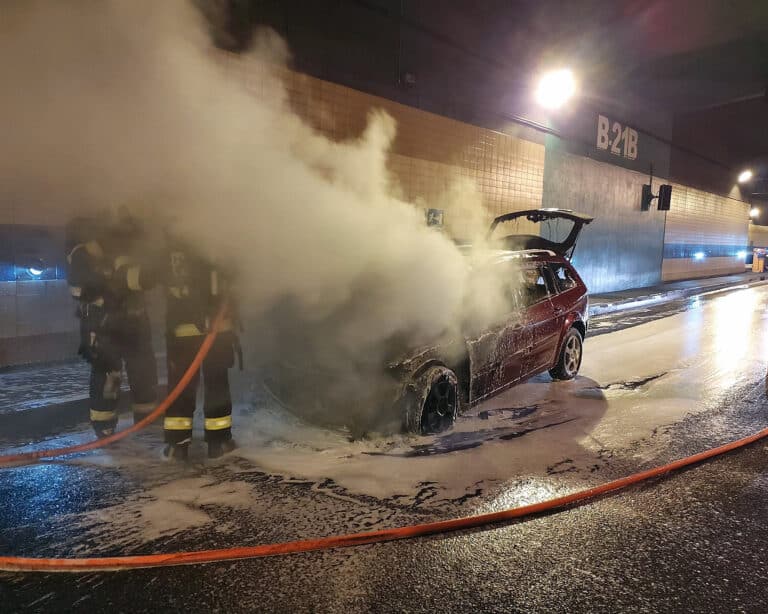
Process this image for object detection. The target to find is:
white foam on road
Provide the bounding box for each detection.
[229,285,768,498]
[66,477,257,552]
[4,286,768,543]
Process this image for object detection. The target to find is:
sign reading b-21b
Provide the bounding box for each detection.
[596,114,638,161]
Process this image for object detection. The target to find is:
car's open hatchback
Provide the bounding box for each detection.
[487,208,594,260]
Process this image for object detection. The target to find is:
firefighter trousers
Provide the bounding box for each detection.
[164,332,234,446]
[88,313,158,437]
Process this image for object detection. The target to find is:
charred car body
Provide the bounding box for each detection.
[263,209,593,436]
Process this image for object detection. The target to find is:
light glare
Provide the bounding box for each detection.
[750,207,760,218]
[738,169,753,183]
[28,267,43,276]
[694,252,705,261]
[737,250,747,259]
[535,69,576,109]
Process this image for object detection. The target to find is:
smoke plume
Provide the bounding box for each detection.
[0,0,515,433]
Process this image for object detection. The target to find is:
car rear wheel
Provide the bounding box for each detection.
[403,366,459,435]
[549,327,583,380]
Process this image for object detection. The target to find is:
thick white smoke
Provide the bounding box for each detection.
[0,0,514,433]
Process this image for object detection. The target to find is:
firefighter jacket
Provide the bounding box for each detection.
[66,215,159,317]
[164,241,233,339]
[65,217,112,307]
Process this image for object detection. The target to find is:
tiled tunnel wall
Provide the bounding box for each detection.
[272,62,748,290]
[271,64,547,239]
[0,57,751,366]
[661,185,748,281]
[0,212,79,367]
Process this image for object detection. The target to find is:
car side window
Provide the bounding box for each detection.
[549,264,577,293]
[520,265,551,307]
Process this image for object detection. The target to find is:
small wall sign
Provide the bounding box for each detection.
[596,114,638,161]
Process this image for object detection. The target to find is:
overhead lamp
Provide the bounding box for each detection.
[693,251,705,261]
[738,169,753,183]
[534,68,576,110]
[750,207,760,218]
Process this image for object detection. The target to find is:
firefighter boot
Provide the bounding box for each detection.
[90,368,122,438]
[162,440,190,462]
[92,418,118,439]
[207,439,237,460]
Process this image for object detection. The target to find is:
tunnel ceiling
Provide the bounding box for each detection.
[201,0,767,110]
[200,0,767,167]
[400,0,768,113]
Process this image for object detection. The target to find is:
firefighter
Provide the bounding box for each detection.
[65,209,159,438]
[162,237,238,460]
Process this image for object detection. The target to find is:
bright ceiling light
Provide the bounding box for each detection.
[694,251,705,261]
[750,207,760,218]
[534,68,576,109]
[738,169,753,183]
[737,250,747,259]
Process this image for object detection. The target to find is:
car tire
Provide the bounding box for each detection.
[402,366,459,435]
[549,327,583,381]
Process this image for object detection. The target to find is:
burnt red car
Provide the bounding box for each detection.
[264,208,593,436]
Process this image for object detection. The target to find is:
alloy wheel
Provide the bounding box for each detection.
[421,375,458,434]
[564,334,582,376]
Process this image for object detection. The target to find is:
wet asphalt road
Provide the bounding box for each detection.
[588,285,757,338]
[3,288,768,613]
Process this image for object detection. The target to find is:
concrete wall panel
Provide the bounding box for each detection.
[542,145,667,294]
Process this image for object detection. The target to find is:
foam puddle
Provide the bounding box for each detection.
[64,478,257,552]
[230,378,604,500]
[215,288,768,500]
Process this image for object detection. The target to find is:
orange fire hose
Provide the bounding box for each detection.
[2,418,767,571]
[0,305,228,466]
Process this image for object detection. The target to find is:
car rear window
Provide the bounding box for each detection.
[549,264,578,293]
